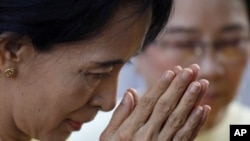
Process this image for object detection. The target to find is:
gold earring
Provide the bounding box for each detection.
[4,68,16,77]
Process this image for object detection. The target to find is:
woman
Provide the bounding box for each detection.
[0,0,210,141]
[133,0,250,140]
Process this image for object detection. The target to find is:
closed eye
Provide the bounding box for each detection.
[87,72,112,80]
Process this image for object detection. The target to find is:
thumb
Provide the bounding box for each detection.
[100,90,136,141]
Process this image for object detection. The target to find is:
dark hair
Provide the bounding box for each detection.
[244,0,250,21]
[0,0,172,51]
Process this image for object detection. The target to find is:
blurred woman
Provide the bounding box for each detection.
[135,0,250,140]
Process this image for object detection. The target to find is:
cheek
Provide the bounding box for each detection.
[31,74,99,132]
[225,62,247,98]
[49,74,99,111]
[24,71,98,120]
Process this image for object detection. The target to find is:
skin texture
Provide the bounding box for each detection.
[101,64,210,141]
[136,0,249,131]
[0,3,210,141]
[0,6,150,141]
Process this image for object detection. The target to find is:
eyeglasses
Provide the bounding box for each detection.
[153,37,249,64]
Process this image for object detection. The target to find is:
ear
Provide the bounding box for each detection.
[0,32,34,73]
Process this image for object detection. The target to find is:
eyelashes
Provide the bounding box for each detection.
[86,72,112,80]
[94,73,112,79]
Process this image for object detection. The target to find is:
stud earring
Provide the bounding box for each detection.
[4,68,16,77]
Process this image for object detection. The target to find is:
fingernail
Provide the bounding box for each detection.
[190,64,200,71]
[203,79,209,86]
[122,92,130,104]
[190,82,201,93]
[182,68,192,79]
[196,106,203,115]
[204,105,211,113]
[164,70,175,79]
[174,66,182,73]
[122,92,135,111]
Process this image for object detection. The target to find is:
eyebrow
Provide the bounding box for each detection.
[163,26,197,34]
[93,59,125,68]
[220,24,245,33]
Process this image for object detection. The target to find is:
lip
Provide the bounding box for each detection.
[67,119,83,131]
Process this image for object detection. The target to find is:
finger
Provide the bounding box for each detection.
[116,70,176,136]
[142,68,194,138]
[100,91,135,140]
[173,66,182,74]
[189,105,211,140]
[195,79,209,106]
[158,81,202,140]
[174,63,200,76]
[127,88,139,106]
[172,106,205,141]
[159,78,209,140]
[189,64,200,81]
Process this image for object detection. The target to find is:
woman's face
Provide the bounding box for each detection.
[10,8,151,141]
[142,0,249,123]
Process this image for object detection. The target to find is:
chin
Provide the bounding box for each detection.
[39,130,71,141]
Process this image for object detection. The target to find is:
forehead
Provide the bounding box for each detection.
[167,0,248,33]
[52,6,151,65]
[90,6,151,56]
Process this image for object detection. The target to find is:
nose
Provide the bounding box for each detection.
[198,53,225,81]
[90,78,117,112]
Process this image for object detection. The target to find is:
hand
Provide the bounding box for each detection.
[100,64,210,141]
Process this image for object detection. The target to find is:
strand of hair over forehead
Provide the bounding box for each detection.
[0,0,172,52]
[244,0,250,20]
